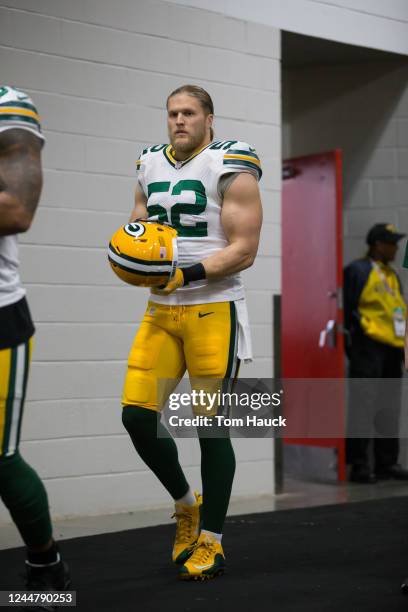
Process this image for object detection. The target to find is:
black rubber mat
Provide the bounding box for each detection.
[1,496,408,611]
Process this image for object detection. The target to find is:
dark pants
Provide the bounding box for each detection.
[346,334,403,472]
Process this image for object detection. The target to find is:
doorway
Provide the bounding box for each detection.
[280,31,408,486]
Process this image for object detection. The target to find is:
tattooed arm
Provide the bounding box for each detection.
[0,128,43,236]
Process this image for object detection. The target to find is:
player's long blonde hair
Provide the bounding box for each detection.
[166,84,214,141]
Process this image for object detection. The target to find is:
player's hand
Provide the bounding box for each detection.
[152,268,184,296]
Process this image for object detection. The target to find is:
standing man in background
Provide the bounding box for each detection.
[121,84,262,580]
[0,86,69,605]
[344,223,408,484]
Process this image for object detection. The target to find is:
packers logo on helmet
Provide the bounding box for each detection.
[108,221,178,287]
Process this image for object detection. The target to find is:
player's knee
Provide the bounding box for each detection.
[0,452,49,521]
[0,451,30,487]
[0,451,15,479]
[0,449,22,483]
[123,367,158,406]
[121,404,140,432]
[122,405,157,438]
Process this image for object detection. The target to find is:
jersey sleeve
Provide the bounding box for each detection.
[220,141,262,181]
[0,86,44,142]
[135,147,149,197]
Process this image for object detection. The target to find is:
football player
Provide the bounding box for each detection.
[0,86,70,606]
[121,84,262,580]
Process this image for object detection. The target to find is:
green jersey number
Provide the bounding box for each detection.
[147,179,207,237]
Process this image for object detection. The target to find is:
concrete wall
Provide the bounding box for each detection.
[164,0,408,56]
[0,0,279,521]
[282,60,408,267]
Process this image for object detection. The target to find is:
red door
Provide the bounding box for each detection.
[282,150,345,481]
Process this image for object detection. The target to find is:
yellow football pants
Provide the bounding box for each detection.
[122,301,239,413]
[0,338,33,457]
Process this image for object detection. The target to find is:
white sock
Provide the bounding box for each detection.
[25,552,61,568]
[175,488,196,506]
[201,529,222,543]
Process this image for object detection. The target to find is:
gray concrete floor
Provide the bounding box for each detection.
[1,476,408,551]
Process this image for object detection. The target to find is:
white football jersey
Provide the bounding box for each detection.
[0,86,44,308]
[137,139,262,305]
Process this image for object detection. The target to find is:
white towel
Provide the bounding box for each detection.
[235,297,253,363]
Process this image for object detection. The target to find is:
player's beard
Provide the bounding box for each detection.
[170,123,207,158]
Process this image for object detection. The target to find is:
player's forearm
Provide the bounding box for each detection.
[0,192,33,235]
[129,205,147,222]
[130,186,148,221]
[201,240,258,280]
[0,132,43,235]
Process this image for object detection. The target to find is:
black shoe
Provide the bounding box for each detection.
[23,560,71,611]
[401,577,408,593]
[349,466,377,484]
[377,464,408,481]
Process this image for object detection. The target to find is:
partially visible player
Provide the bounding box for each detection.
[401,240,408,594]
[0,86,70,606]
[121,84,262,580]
[404,242,408,374]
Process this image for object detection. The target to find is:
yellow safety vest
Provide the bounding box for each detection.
[358,261,406,347]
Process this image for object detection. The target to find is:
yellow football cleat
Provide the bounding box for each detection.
[172,492,202,565]
[179,532,225,581]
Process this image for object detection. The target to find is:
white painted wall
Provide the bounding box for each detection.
[164,0,408,56]
[282,60,408,267]
[0,0,279,522]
